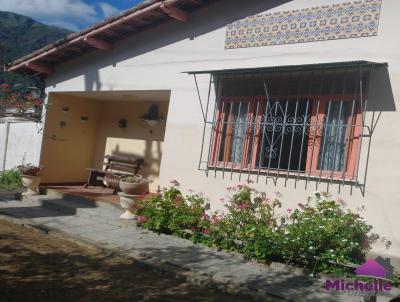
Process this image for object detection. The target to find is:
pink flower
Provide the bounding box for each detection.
[202,229,210,235]
[237,204,251,210]
[174,195,184,205]
[219,198,225,202]
[137,215,148,223]
[246,179,254,184]
[286,208,292,213]
[170,179,180,186]
[190,226,197,232]
[297,203,305,209]
[211,215,222,225]
[202,213,210,220]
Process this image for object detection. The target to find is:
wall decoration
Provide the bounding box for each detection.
[225,0,382,49]
[118,118,127,129]
[141,104,163,127]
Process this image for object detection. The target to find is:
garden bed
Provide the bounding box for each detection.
[135,181,393,277]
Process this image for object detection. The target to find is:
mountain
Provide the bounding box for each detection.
[0,11,72,93]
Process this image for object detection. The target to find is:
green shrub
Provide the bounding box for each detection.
[137,187,211,238]
[0,169,22,189]
[279,193,375,273]
[136,183,390,275]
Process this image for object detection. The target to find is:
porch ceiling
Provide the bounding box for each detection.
[51,90,171,102]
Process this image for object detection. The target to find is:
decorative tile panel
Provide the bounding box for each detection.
[225,0,382,49]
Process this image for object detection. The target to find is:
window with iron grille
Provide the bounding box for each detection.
[191,63,377,185]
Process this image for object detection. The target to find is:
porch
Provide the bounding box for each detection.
[40,90,170,196]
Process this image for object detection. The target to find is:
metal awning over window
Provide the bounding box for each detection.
[188,61,387,193]
[186,61,386,75]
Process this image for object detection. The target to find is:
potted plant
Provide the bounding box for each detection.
[119,174,148,195]
[17,164,42,196]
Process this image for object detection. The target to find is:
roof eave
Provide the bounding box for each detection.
[7,0,195,75]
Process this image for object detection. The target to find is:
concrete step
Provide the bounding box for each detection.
[45,189,120,211]
[40,195,122,220]
[41,198,85,215]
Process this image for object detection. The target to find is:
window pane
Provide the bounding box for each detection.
[217,102,249,164]
[229,103,249,163]
[317,101,350,172]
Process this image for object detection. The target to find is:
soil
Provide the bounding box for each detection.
[0,219,249,302]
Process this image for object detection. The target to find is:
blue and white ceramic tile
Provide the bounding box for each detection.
[225,0,382,49]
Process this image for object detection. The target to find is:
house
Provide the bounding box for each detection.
[375,256,395,279]
[5,0,400,264]
[356,258,388,278]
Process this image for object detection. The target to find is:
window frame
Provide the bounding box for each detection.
[306,94,363,180]
[209,92,363,180]
[210,96,265,169]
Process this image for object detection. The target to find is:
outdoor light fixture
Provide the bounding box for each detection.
[118,118,127,129]
[141,104,163,127]
[80,116,89,123]
[61,106,70,113]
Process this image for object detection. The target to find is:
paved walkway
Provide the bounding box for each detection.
[0,190,398,302]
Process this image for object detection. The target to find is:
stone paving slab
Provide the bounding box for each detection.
[0,194,399,302]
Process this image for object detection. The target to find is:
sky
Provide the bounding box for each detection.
[0,0,145,31]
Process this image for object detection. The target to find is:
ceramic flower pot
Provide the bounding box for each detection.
[118,193,141,220]
[119,180,148,195]
[21,174,41,196]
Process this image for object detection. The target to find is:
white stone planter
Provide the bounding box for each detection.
[21,175,41,196]
[119,180,148,195]
[118,192,140,220]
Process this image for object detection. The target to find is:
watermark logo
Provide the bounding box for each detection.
[356,257,394,279]
[325,257,395,297]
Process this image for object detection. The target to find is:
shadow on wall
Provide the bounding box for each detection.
[110,140,162,183]
[92,100,168,189]
[85,69,102,92]
[47,0,293,86]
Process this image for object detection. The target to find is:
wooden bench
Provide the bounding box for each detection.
[84,155,145,194]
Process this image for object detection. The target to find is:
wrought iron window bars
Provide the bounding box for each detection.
[189,61,386,191]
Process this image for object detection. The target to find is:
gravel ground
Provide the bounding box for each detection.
[0,219,250,302]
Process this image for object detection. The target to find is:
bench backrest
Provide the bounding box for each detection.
[104,155,144,174]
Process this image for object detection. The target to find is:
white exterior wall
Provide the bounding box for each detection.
[0,121,42,170]
[40,0,400,260]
